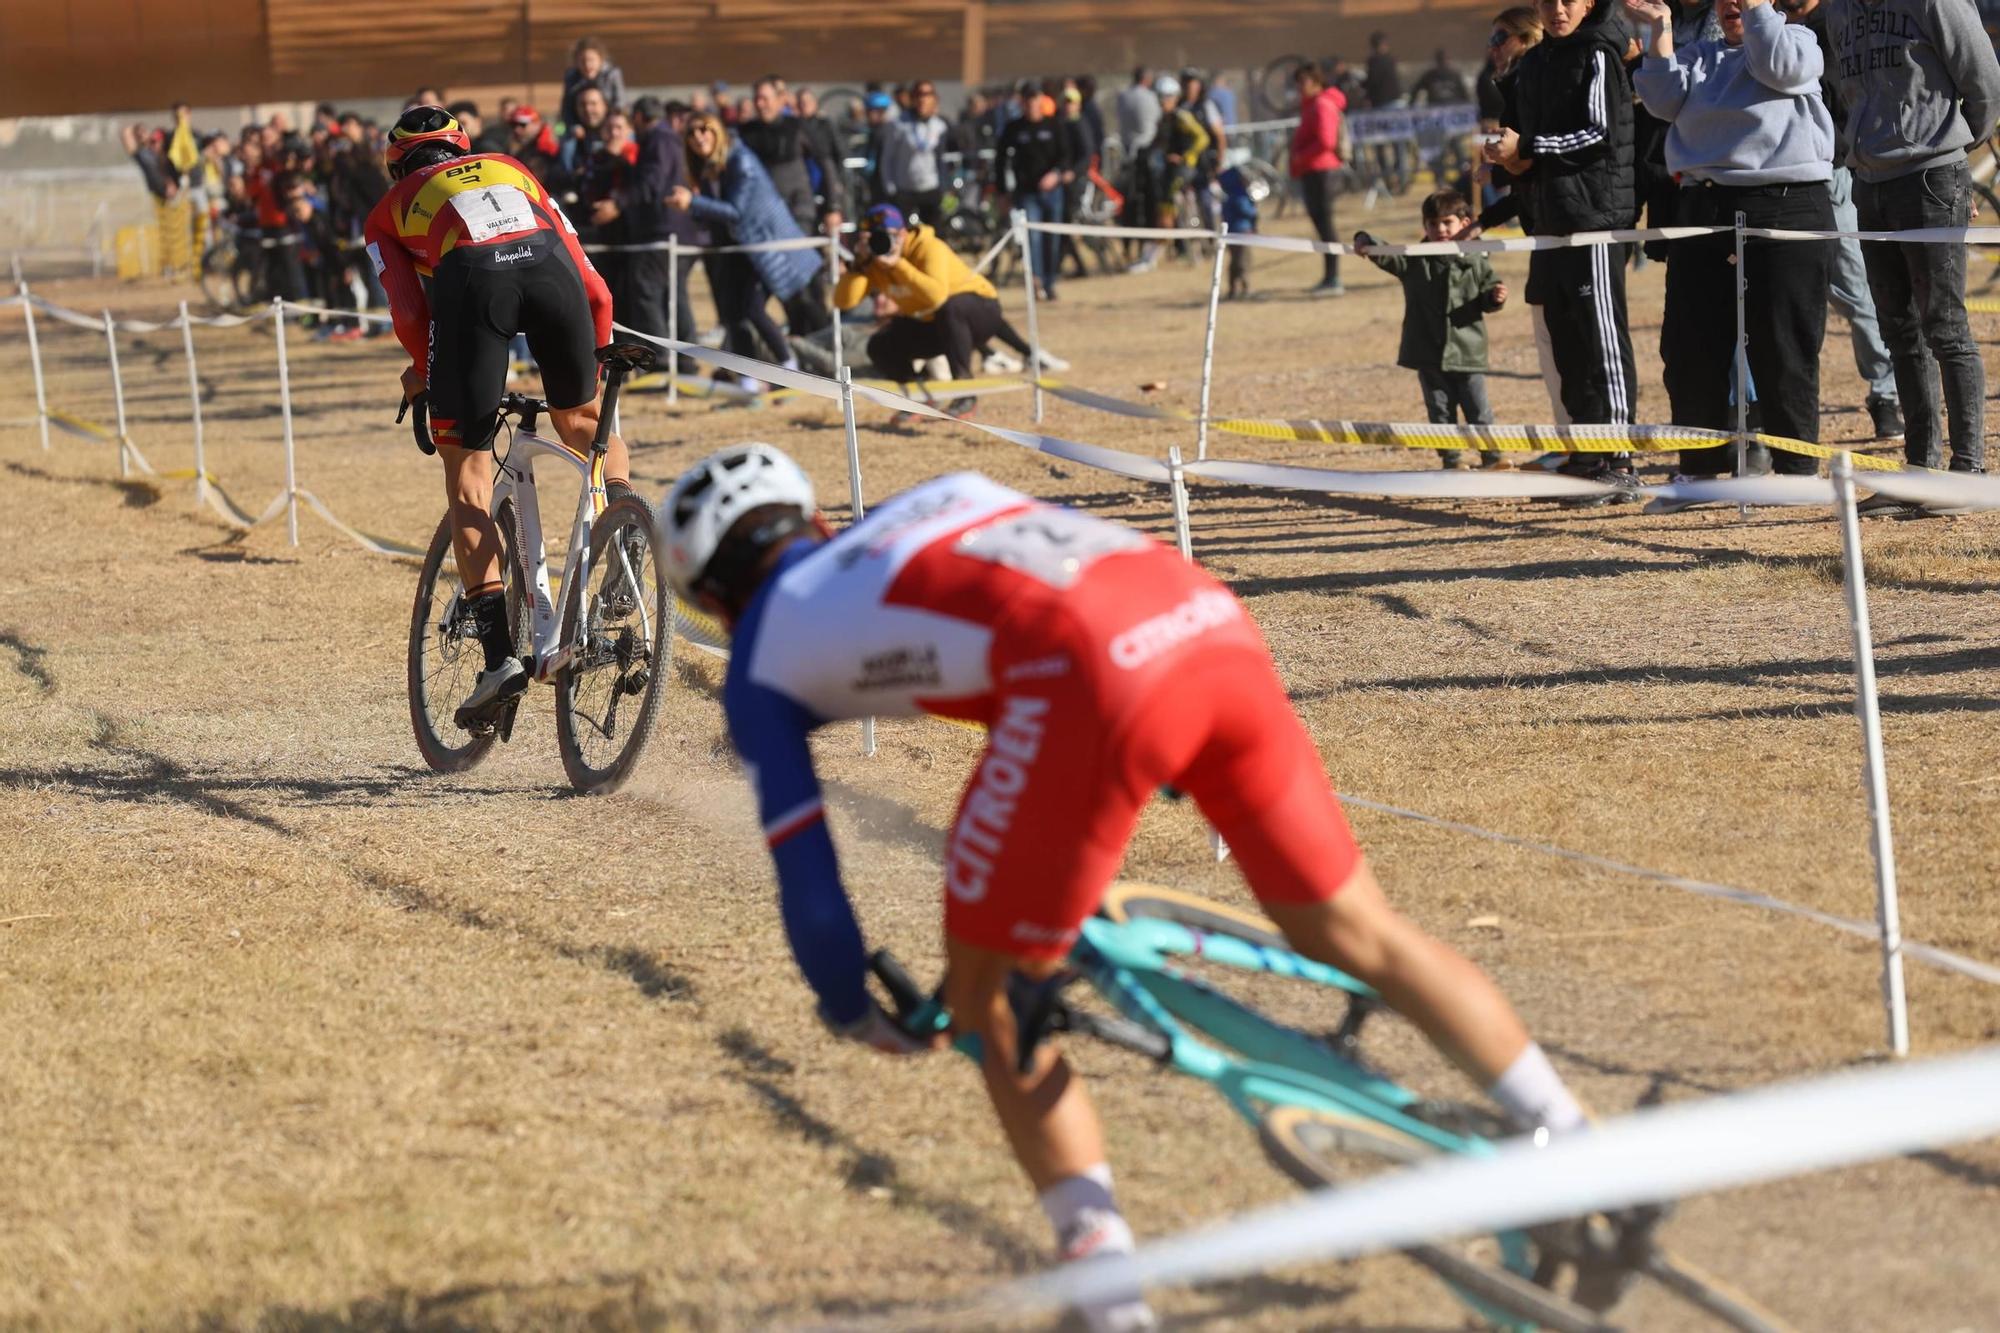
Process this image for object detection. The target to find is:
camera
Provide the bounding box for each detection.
[866,226,893,258]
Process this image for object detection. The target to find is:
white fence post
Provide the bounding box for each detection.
[1197,226,1228,462]
[102,310,130,478]
[1167,444,1194,562]
[1832,452,1910,1058]
[19,282,50,451]
[839,365,876,758]
[274,299,299,546]
[827,234,847,386]
[1015,213,1045,423]
[1733,211,1749,517]
[179,300,205,510]
[666,235,680,406]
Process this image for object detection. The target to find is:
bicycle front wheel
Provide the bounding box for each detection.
[407,499,530,773]
[1260,1104,1610,1333]
[554,494,672,794]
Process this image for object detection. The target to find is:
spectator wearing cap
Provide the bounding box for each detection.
[835,202,1038,403]
[881,79,956,228]
[122,123,177,202]
[1290,63,1347,295]
[1826,0,2000,500]
[609,95,706,371]
[999,86,1078,299]
[562,37,626,131]
[1628,0,1834,494]
[858,91,897,205]
[1058,86,1100,278]
[507,106,566,189]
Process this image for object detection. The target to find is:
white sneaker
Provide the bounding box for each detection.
[456,656,526,727]
[1037,348,1072,373]
[1126,256,1158,274]
[1060,1210,1157,1333]
[923,354,951,380]
[984,348,1024,373]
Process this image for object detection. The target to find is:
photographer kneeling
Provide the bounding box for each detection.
[834,204,1043,413]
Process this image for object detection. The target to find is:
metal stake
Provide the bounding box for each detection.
[1734,210,1749,517]
[180,300,205,510]
[1015,213,1044,423]
[1832,452,1910,1058]
[274,299,299,546]
[666,235,680,406]
[102,310,130,478]
[20,282,49,451]
[839,365,876,757]
[1198,225,1228,461]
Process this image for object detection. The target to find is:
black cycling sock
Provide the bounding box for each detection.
[467,589,513,672]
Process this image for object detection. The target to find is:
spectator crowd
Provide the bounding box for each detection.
[116,7,2000,507]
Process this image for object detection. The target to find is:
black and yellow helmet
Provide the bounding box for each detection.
[385,105,471,179]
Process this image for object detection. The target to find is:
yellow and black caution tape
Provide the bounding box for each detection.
[1037,381,1901,470]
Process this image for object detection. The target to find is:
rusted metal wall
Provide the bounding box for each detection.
[2,0,1494,117]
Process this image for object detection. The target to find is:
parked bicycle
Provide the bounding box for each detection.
[873,881,1792,1333]
[405,344,671,795]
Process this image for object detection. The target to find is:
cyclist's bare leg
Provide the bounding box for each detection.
[439,442,504,591]
[548,396,630,490]
[1260,859,1584,1131]
[942,935,1104,1191]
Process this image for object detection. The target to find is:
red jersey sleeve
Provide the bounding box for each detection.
[543,192,614,349]
[363,197,432,376]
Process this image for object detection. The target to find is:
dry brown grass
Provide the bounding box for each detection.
[1,196,1998,1332]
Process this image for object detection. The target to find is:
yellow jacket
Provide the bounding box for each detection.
[834,224,995,320]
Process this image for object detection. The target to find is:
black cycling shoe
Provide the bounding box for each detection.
[1531,1201,1672,1314]
[1559,468,1642,509]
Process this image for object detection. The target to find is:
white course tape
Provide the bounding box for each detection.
[1861,467,2000,510]
[609,320,1174,484]
[587,234,831,256]
[1339,794,2000,986]
[282,301,395,327]
[978,1044,2000,1321]
[1185,456,1611,499]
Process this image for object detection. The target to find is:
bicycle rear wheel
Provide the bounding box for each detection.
[1098,881,1289,948]
[407,499,530,773]
[1259,1104,1611,1333]
[554,494,671,794]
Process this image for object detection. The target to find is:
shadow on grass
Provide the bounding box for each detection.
[4,460,160,508]
[197,1270,690,1332]
[715,1026,1043,1271]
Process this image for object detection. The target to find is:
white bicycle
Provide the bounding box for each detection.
[405,345,671,794]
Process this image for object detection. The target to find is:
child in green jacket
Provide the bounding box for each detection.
[1355,189,1510,469]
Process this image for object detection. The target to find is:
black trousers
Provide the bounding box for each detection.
[1662,181,1831,477]
[620,247,700,372]
[866,293,1026,380]
[1529,243,1638,449]
[782,272,831,338]
[1297,169,1341,286]
[894,188,945,229]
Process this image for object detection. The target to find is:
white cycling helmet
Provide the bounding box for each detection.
[1152,74,1181,100]
[661,443,817,599]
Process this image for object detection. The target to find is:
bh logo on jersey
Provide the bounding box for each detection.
[946,696,1049,903]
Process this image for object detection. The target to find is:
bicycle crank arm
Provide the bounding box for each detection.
[1638,1249,1795,1333]
[496,696,522,745]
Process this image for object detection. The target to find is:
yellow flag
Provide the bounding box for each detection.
[167,120,199,175]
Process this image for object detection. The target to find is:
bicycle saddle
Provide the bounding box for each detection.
[596,343,659,376]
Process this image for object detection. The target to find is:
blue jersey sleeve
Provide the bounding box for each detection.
[723,632,872,1027]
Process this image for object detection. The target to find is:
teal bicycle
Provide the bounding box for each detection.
[872,882,1789,1333]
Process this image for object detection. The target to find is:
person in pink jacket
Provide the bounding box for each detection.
[1290,63,1348,295]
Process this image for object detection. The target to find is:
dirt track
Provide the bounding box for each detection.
[2,199,1998,1331]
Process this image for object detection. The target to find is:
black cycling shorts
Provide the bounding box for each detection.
[425,237,598,450]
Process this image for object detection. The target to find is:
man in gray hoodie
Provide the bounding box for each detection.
[1825,0,2000,495]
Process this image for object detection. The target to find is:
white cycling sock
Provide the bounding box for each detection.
[1040,1163,1120,1241]
[1489,1042,1588,1135]
[1042,1166,1155,1333]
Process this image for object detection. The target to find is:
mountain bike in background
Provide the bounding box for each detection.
[405,345,671,795]
[872,881,1793,1333]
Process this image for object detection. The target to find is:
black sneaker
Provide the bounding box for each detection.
[943,395,978,420]
[1560,468,1641,508]
[1855,492,1918,518]
[1867,395,1905,441]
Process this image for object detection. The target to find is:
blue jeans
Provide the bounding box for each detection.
[1826,166,1897,402]
[1855,162,1985,470]
[1019,187,1065,294]
[1417,368,1500,467]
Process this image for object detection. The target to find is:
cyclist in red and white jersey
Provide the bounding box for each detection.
[363,104,629,720]
[662,447,1591,1333]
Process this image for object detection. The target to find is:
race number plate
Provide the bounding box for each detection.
[954,508,1146,588]
[455,184,536,243]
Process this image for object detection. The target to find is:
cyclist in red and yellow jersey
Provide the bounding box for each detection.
[363,105,631,719]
